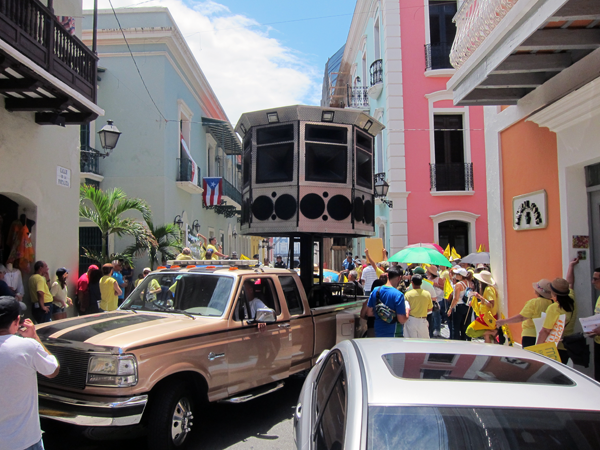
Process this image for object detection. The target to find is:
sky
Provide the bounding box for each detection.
[82,0,356,125]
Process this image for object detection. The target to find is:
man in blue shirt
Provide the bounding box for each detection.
[111,260,126,306]
[362,266,408,337]
[342,254,355,271]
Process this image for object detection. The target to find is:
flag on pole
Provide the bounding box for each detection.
[443,244,451,260]
[443,277,453,299]
[477,244,486,252]
[180,134,199,185]
[203,177,222,206]
[240,254,250,260]
[450,247,461,261]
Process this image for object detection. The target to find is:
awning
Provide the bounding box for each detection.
[202,117,242,155]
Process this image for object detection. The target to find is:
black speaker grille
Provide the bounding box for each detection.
[305,143,347,184]
[242,197,251,224]
[327,195,352,221]
[252,196,274,221]
[257,124,294,145]
[356,148,373,189]
[275,194,297,220]
[364,199,374,225]
[305,124,347,144]
[353,197,364,222]
[300,193,325,219]
[256,143,295,184]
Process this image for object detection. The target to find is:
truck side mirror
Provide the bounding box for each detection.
[255,308,276,323]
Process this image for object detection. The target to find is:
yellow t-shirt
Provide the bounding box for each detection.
[405,289,433,318]
[594,295,600,345]
[520,296,553,337]
[99,275,118,311]
[478,286,498,317]
[175,254,194,260]
[206,244,219,260]
[29,274,53,305]
[543,290,577,350]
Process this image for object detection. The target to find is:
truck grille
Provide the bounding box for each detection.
[38,345,91,390]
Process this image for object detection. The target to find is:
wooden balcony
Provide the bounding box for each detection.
[0,0,100,125]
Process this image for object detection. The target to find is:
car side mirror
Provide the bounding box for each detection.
[255,308,276,323]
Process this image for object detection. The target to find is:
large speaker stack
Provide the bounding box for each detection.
[235,105,384,237]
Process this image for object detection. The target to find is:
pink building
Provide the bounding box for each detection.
[324,0,488,256]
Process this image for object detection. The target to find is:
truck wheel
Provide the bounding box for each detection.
[147,383,195,450]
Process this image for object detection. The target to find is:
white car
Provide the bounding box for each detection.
[294,339,600,450]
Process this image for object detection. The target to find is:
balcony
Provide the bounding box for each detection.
[0,0,101,125]
[176,157,203,194]
[80,150,99,174]
[447,0,600,106]
[222,177,242,209]
[346,84,369,110]
[425,43,453,71]
[430,163,474,193]
[368,59,383,99]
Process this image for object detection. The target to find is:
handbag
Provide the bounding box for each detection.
[562,332,590,367]
[432,300,440,313]
[374,287,397,324]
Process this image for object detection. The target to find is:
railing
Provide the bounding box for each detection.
[425,43,454,71]
[0,0,97,102]
[177,158,201,187]
[80,150,100,174]
[450,0,520,69]
[222,177,242,206]
[430,163,474,191]
[370,59,383,86]
[346,84,369,109]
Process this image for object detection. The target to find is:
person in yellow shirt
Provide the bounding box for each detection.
[29,261,54,323]
[465,270,499,342]
[403,275,433,338]
[99,263,122,312]
[175,248,194,260]
[588,267,600,382]
[197,234,228,259]
[496,279,553,348]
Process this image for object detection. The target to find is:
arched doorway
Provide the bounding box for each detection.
[438,220,469,257]
[0,193,37,268]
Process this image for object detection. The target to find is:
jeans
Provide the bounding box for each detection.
[24,439,45,450]
[451,304,469,340]
[431,310,441,336]
[32,306,52,324]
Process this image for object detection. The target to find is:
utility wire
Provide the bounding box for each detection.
[108,0,167,121]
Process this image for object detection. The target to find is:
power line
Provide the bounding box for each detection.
[108,0,167,121]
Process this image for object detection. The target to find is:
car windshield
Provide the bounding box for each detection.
[121,273,234,317]
[368,406,600,449]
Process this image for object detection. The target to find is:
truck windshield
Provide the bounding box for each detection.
[121,273,234,317]
[368,405,600,449]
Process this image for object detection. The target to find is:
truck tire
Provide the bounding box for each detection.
[147,383,196,450]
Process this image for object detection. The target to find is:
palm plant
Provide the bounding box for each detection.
[124,221,183,270]
[79,185,157,265]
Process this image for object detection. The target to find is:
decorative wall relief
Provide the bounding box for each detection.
[513,190,547,231]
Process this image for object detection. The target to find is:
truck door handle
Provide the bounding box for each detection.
[278,323,290,329]
[208,352,225,361]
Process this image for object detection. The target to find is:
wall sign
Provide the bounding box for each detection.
[57,166,71,188]
[513,190,547,230]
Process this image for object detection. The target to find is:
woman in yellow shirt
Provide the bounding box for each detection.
[99,263,122,312]
[466,270,499,343]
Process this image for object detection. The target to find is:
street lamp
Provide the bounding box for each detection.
[232,229,238,240]
[374,173,393,208]
[191,220,201,234]
[173,215,184,229]
[81,120,122,158]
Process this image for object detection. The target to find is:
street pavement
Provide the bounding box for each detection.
[42,377,304,450]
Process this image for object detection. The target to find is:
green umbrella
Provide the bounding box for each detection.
[388,247,452,267]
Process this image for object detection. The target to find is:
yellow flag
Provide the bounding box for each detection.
[450,247,461,261]
[240,254,250,260]
[443,277,453,299]
[477,244,486,253]
[443,244,451,259]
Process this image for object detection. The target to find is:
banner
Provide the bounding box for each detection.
[203,177,223,206]
[524,342,562,362]
[180,134,199,185]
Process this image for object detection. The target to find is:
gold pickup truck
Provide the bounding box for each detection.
[36,260,365,450]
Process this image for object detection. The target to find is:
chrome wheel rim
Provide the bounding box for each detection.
[171,397,193,446]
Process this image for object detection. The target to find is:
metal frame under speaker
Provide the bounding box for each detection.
[242,186,299,235]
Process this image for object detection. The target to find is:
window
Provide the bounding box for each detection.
[427,0,457,70]
[431,114,472,191]
[374,16,381,61]
[314,351,347,450]
[280,276,303,315]
[235,277,281,322]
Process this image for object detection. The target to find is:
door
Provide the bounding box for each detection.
[590,190,600,279]
[438,220,469,258]
[227,276,291,395]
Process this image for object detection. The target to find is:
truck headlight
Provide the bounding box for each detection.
[87,354,138,387]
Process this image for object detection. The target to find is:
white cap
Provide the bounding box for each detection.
[452,267,468,277]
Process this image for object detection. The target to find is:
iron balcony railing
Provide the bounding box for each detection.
[222,177,242,206]
[425,43,454,71]
[430,163,474,192]
[177,158,201,187]
[346,84,369,109]
[80,150,100,175]
[370,59,383,86]
[0,0,98,102]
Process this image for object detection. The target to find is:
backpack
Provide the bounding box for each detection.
[458,281,471,304]
[374,287,397,324]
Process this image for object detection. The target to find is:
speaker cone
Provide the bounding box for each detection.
[300,193,325,219]
[364,199,374,224]
[275,194,297,220]
[353,197,364,222]
[327,195,352,221]
[252,195,274,221]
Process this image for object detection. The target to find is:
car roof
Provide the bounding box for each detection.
[346,339,600,411]
[153,260,297,277]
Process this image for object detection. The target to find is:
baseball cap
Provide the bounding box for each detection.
[143,267,151,273]
[0,296,26,323]
[452,267,468,277]
[413,267,426,275]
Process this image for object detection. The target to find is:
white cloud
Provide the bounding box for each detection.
[83,0,320,124]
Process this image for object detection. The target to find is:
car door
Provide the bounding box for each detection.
[226,276,291,395]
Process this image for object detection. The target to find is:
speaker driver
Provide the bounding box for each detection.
[275,194,297,220]
[300,193,325,219]
[353,197,364,222]
[364,199,374,224]
[252,195,274,221]
[327,195,352,221]
[242,197,251,224]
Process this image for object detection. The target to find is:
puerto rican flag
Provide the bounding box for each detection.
[203,177,222,206]
[180,134,199,185]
